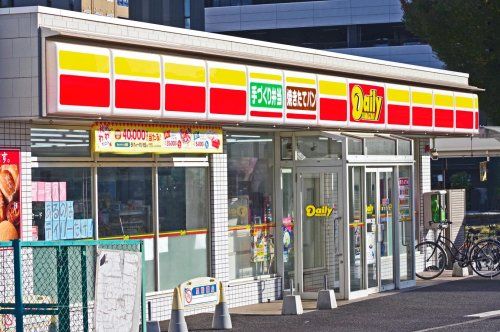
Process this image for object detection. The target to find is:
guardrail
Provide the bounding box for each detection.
[0,239,146,332]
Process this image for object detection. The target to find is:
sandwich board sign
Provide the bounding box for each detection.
[180,277,219,308]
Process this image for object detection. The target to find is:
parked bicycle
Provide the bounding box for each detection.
[415,221,500,280]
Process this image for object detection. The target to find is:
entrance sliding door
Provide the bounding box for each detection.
[366,168,395,291]
[296,167,343,298]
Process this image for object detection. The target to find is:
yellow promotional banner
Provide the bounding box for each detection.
[92,122,223,154]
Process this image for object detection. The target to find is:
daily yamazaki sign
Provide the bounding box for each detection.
[350,83,384,123]
[46,41,479,134]
[92,122,222,154]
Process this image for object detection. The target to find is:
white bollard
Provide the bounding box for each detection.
[317,289,337,310]
[282,295,303,315]
[452,262,468,277]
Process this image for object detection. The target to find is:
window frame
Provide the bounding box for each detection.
[31,126,212,293]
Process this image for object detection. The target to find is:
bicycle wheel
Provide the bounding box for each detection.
[415,241,447,280]
[469,239,500,278]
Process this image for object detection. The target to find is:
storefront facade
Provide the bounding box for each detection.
[0,7,479,321]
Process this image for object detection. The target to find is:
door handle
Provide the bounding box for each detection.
[334,216,341,255]
[377,223,383,242]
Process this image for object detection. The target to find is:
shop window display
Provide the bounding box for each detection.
[32,168,92,241]
[158,167,210,290]
[226,133,276,279]
[98,168,153,238]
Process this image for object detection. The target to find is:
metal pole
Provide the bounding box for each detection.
[323,274,328,290]
[13,239,24,332]
[141,241,147,332]
[289,278,294,295]
[81,246,89,332]
[57,246,70,332]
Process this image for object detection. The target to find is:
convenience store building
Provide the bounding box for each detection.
[0,7,480,320]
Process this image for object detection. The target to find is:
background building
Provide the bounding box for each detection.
[0,0,205,30]
[204,0,444,68]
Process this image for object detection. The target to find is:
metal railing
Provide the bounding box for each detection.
[0,240,146,332]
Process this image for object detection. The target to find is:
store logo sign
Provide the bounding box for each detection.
[350,84,383,122]
[286,86,317,111]
[250,82,283,109]
[305,204,333,218]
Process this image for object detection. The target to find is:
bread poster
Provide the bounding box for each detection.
[0,149,20,241]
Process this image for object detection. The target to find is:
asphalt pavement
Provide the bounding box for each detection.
[171,276,500,332]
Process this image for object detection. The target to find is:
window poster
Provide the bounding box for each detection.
[0,148,21,241]
[250,226,274,263]
[398,177,411,222]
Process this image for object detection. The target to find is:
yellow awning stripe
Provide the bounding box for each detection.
[210,68,246,86]
[455,96,474,109]
[319,81,347,97]
[412,91,433,105]
[286,77,316,85]
[434,94,454,108]
[249,72,282,82]
[387,88,410,103]
[165,63,206,83]
[59,50,110,73]
[114,57,160,79]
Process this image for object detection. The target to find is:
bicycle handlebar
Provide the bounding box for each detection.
[429,220,452,226]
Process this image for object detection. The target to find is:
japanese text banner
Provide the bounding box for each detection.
[92,122,223,154]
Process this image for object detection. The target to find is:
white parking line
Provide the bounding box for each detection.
[413,310,500,331]
[466,310,500,318]
[413,317,487,332]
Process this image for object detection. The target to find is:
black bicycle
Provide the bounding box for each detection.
[415,221,500,280]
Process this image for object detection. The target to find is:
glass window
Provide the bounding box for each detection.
[158,167,209,290]
[31,128,90,157]
[349,167,363,291]
[398,166,414,281]
[32,168,92,241]
[281,137,293,160]
[348,137,363,155]
[226,132,276,279]
[98,168,153,238]
[281,168,294,289]
[296,135,342,160]
[398,139,412,155]
[365,137,396,155]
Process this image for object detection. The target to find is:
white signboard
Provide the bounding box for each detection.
[180,277,219,308]
[94,249,142,332]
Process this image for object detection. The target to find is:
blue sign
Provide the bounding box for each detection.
[192,284,217,296]
[43,201,93,240]
[45,220,53,241]
[45,202,53,222]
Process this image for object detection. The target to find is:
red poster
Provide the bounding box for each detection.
[0,149,21,241]
[349,83,385,124]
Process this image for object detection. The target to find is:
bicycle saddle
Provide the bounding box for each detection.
[468,228,480,235]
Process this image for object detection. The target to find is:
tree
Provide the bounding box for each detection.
[400,0,500,124]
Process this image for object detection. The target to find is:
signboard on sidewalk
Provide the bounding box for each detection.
[92,122,223,154]
[0,148,21,241]
[180,277,220,308]
[94,249,142,332]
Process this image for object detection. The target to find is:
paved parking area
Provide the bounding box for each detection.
[162,274,500,331]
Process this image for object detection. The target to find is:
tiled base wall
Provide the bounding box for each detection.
[146,277,282,322]
[226,277,282,308]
